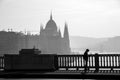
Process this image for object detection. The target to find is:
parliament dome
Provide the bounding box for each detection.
[45,14,57,31]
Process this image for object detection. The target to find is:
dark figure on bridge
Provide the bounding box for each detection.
[83,49,89,72]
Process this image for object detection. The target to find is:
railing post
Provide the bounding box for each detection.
[95,53,99,73]
[55,55,58,70]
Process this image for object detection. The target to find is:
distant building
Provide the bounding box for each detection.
[0,13,71,54]
[39,13,71,54]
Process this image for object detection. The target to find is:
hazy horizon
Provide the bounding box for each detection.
[0,0,120,38]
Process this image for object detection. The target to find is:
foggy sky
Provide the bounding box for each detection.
[0,0,120,38]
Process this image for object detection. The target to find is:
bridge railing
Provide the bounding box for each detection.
[57,53,120,72]
[58,54,95,69]
[98,54,120,68]
[0,53,120,72]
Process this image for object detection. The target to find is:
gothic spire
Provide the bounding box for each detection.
[58,29,62,38]
[50,11,53,20]
[63,22,71,53]
[64,22,69,38]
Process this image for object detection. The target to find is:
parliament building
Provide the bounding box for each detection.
[38,14,71,54]
[0,14,71,54]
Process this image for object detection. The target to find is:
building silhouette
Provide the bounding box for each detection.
[39,13,71,54]
[0,13,71,54]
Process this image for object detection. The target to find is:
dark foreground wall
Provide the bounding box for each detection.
[4,54,57,71]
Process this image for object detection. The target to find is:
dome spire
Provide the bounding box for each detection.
[50,11,53,20]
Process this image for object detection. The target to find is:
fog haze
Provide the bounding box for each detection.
[0,0,120,38]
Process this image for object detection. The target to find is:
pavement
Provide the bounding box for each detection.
[0,70,120,79]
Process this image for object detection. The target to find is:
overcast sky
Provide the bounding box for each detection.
[0,0,120,38]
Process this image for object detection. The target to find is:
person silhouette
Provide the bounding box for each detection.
[83,49,89,72]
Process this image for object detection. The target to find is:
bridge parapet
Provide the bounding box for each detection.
[57,53,120,72]
[0,53,120,72]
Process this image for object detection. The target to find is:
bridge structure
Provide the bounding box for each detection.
[0,53,120,79]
